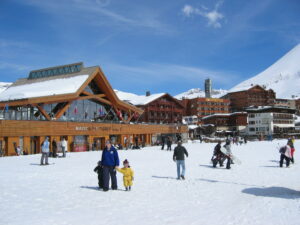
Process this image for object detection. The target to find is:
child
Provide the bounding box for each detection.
[116,159,134,191]
[279,144,292,168]
[94,161,103,189]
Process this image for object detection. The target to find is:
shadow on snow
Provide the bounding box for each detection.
[152,175,177,180]
[242,187,300,199]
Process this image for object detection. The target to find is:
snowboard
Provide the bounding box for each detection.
[220,147,242,165]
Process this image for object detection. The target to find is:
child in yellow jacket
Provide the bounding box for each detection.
[116,159,134,191]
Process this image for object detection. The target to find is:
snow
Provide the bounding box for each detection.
[1,140,299,225]
[175,88,228,99]
[230,44,300,99]
[0,82,11,94]
[115,89,165,105]
[0,75,89,101]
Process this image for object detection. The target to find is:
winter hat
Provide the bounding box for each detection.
[123,159,129,165]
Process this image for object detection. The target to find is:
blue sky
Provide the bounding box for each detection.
[0,0,300,95]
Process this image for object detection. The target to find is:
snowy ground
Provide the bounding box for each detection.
[0,140,299,225]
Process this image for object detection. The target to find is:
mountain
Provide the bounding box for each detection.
[230,44,300,99]
[174,88,228,100]
[0,82,11,94]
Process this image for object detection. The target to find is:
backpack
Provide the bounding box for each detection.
[279,146,286,154]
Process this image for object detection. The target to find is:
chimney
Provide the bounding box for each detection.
[146,91,151,96]
[205,79,212,98]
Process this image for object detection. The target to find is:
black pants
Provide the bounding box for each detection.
[102,166,117,191]
[280,154,290,167]
[226,156,231,169]
[167,145,171,151]
[161,143,165,150]
[98,173,103,189]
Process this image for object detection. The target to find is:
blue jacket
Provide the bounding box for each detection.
[101,146,120,167]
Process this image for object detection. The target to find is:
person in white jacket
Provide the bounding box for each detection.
[279,143,292,167]
[61,138,68,157]
[40,137,50,165]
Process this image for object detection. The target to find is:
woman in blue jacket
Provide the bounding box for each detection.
[101,140,120,191]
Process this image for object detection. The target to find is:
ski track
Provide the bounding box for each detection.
[0,140,299,225]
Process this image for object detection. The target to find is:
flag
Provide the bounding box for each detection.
[117,109,123,120]
[99,105,106,116]
[73,104,78,114]
[84,106,89,119]
[134,112,139,119]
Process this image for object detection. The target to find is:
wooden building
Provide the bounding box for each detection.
[118,92,185,124]
[222,85,276,112]
[0,63,187,156]
[181,97,230,122]
[201,112,248,134]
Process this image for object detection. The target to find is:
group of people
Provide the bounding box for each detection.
[211,140,233,169]
[94,140,134,191]
[40,137,68,165]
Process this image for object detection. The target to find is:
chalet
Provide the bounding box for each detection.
[0,63,187,156]
[201,112,248,135]
[117,92,185,125]
[223,85,275,112]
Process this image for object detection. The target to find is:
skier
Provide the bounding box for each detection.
[212,141,226,168]
[94,161,104,189]
[287,138,295,164]
[167,137,172,151]
[52,138,57,158]
[161,136,165,150]
[279,143,292,168]
[101,140,120,191]
[40,137,50,165]
[61,138,68,157]
[223,140,232,169]
[173,140,188,180]
[116,159,134,191]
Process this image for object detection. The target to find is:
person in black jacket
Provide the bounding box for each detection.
[173,141,188,180]
[212,141,225,167]
[94,161,103,189]
[167,137,172,151]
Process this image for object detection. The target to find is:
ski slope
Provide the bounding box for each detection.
[0,140,299,225]
[230,44,300,99]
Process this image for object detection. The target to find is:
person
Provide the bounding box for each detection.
[287,138,295,164]
[279,143,292,168]
[223,140,232,169]
[243,136,247,144]
[52,138,57,158]
[116,159,134,191]
[61,138,67,157]
[40,137,50,165]
[101,140,120,191]
[167,137,172,151]
[134,136,139,149]
[173,140,188,180]
[161,136,165,150]
[94,161,103,189]
[199,135,203,143]
[16,146,21,156]
[212,141,225,168]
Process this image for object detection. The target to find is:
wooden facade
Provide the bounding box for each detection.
[137,94,185,124]
[0,120,187,156]
[0,63,188,156]
[223,85,275,112]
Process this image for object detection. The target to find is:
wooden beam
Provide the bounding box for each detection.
[55,102,72,119]
[36,105,51,121]
[93,96,112,106]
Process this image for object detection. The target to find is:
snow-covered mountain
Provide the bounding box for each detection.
[230,44,300,99]
[115,90,166,105]
[174,88,228,100]
[0,82,11,94]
